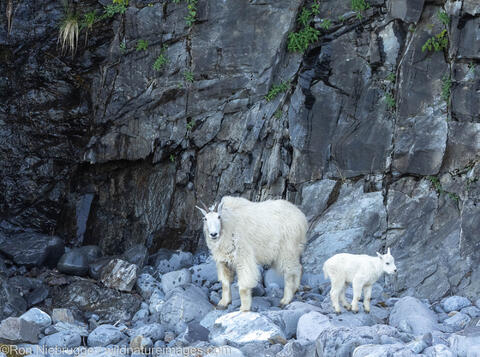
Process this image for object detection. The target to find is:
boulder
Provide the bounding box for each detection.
[52,308,75,324]
[19,308,52,330]
[57,250,89,276]
[441,296,472,313]
[0,317,40,344]
[0,233,64,268]
[296,311,331,341]
[161,269,192,292]
[87,324,125,347]
[101,259,139,292]
[39,330,81,348]
[443,312,471,331]
[123,244,148,268]
[190,259,218,286]
[448,327,480,357]
[128,323,165,342]
[0,276,27,320]
[160,284,213,334]
[154,250,193,274]
[210,311,286,346]
[135,273,162,300]
[389,296,439,335]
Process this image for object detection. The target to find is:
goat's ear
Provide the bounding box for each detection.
[218,201,224,215]
[195,206,207,217]
[387,247,391,255]
[376,252,383,259]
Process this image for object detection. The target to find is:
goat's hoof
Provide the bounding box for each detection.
[216,304,228,310]
[344,305,352,311]
[335,310,341,315]
[352,309,359,314]
[364,309,370,314]
[239,307,250,312]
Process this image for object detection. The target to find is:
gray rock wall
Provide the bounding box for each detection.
[0,0,479,299]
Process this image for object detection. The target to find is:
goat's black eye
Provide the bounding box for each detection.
[218,215,221,219]
[203,217,206,221]
[386,262,390,265]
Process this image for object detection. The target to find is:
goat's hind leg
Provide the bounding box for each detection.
[329,278,343,314]
[339,283,351,311]
[280,264,301,307]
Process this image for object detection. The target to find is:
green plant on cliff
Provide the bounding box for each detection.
[427,176,459,202]
[422,29,448,52]
[441,74,452,103]
[185,0,198,27]
[136,39,148,51]
[58,4,79,57]
[437,10,450,27]
[184,70,194,83]
[319,18,332,30]
[265,80,290,102]
[351,0,369,19]
[288,26,320,52]
[81,10,97,46]
[153,45,168,71]
[385,93,395,111]
[288,1,321,52]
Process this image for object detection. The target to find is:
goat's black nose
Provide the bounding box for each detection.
[394,269,397,273]
[210,232,218,237]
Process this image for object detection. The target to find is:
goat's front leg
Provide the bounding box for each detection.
[216,262,233,309]
[351,279,363,313]
[363,284,372,313]
[237,257,259,312]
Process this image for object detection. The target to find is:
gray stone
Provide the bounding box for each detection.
[317,324,409,356]
[210,311,285,346]
[300,179,337,221]
[128,323,165,342]
[0,277,27,321]
[101,259,139,292]
[123,244,148,268]
[87,324,125,347]
[0,233,64,268]
[264,309,309,339]
[39,331,81,348]
[154,250,193,275]
[161,268,192,292]
[50,279,141,323]
[57,250,89,276]
[423,344,454,357]
[0,317,40,344]
[180,322,210,343]
[353,343,411,357]
[160,284,213,334]
[448,327,480,357]
[200,310,228,331]
[442,296,472,313]
[389,297,439,335]
[461,306,480,319]
[297,311,331,341]
[148,289,166,315]
[52,308,75,324]
[190,259,218,285]
[135,273,162,300]
[89,257,116,280]
[277,339,316,357]
[51,321,89,337]
[444,312,472,331]
[20,308,52,330]
[387,0,424,23]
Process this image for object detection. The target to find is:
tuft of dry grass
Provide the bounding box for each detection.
[58,7,79,57]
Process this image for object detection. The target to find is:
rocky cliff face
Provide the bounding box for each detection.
[0,0,479,300]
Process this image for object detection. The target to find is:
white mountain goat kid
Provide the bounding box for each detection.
[196,196,308,312]
[323,248,397,314]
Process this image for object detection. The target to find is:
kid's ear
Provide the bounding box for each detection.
[376,252,383,260]
[195,206,207,217]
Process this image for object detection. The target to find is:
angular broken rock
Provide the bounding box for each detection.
[0,317,40,344]
[52,308,75,324]
[210,311,286,346]
[101,258,139,292]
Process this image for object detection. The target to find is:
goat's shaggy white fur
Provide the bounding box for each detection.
[198,196,308,311]
[323,249,397,314]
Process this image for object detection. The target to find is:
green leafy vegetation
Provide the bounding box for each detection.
[184,70,194,83]
[58,4,79,57]
[422,29,448,52]
[287,1,321,53]
[102,3,128,19]
[385,93,395,110]
[185,0,198,27]
[441,74,452,103]
[265,80,290,102]
[437,10,450,26]
[186,119,195,130]
[169,154,175,162]
[320,19,332,30]
[153,45,168,71]
[338,15,346,22]
[427,176,459,202]
[386,72,396,83]
[351,0,369,19]
[274,109,283,119]
[119,40,127,53]
[136,39,148,51]
[288,26,320,52]
[81,10,97,46]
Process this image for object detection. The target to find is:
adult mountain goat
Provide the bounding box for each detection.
[196,196,308,312]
